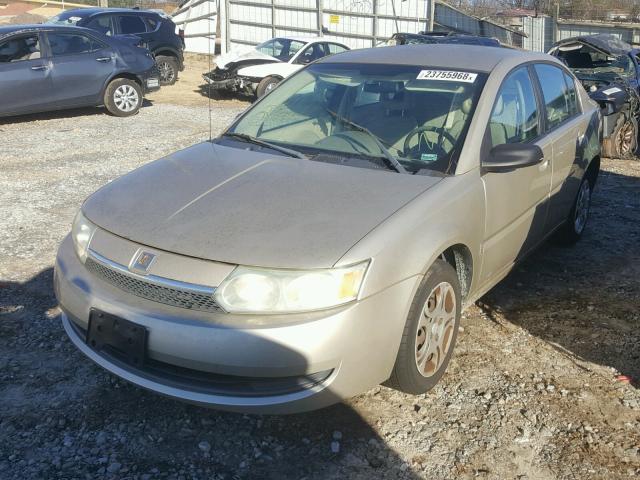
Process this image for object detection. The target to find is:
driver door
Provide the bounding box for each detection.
[479,65,553,283]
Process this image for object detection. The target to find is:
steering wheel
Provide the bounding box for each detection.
[403,125,458,158]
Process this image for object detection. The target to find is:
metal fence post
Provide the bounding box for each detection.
[225,0,231,52]
[271,0,276,38]
[372,0,377,44]
[317,0,323,37]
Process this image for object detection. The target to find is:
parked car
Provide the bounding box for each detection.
[47,8,184,85]
[549,34,640,158]
[203,36,350,97]
[0,24,160,118]
[55,44,601,413]
[381,31,502,48]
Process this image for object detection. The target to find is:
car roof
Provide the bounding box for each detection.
[319,43,549,72]
[276,35,344,45]
[56,7,157,18]
[0,24,97,38]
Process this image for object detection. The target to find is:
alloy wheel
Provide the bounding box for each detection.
[415,282,456,377]
[159,61,176,84]
[574,180,590,235]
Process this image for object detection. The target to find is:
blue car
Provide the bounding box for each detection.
[0,24,160,118]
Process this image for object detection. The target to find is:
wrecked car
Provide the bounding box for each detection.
[549,34,640,158]
[203,36,349,98]
[380,32,501,48]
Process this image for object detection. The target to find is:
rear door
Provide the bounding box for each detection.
[0,32,54,115]
[114,14,151,46]
[532,63,586,231]
[479,65,553,282]
[46,31,115,107]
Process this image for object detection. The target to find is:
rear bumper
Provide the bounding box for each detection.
[140,66,161,94]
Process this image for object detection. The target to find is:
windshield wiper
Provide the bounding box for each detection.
[222,132,307,159]
[325,109,407,174]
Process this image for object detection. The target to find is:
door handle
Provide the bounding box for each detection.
[95,57,112,62]
[31,65,48,71]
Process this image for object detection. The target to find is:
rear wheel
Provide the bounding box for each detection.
[156,55,179,86]
[256,76,280,98]
[104,78,143,117]
[387,259,461,394]
[554,174,592,245]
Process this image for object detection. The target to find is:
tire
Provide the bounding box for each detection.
[601,113,638,159]
[256,76,280,98]
[553,174,592,246]
[103,78,143,117]
[387,259,461,395]
[156,55,179,86]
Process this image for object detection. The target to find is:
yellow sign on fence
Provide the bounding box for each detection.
[329,14,340,24]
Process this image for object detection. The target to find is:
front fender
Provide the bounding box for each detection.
[336,171,485,304]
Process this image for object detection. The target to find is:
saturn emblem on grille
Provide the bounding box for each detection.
[130,250,156,274]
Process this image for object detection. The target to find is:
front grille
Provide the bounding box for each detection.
[85,257,223,313]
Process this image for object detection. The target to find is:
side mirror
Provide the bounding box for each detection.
[483,143,544,173]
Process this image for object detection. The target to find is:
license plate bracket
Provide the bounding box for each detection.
[87,309,147,367]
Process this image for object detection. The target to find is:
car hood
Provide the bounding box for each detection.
[82,143,442,269]
[215,49,280,70]
[552,34,631,56]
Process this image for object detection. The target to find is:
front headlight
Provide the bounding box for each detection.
[214,261,370,314]
[71,210,97,263]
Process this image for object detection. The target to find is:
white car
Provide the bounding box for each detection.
[203,36,350,97]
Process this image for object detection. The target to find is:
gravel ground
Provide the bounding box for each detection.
[1,99,639,480]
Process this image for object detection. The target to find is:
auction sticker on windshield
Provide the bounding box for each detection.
[417,70,477,83]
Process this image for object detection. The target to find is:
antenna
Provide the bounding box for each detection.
[208,0,213,141]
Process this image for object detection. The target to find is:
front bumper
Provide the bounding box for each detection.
[54,235,418,413]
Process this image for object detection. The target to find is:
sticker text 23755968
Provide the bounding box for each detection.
[416,70,477,83]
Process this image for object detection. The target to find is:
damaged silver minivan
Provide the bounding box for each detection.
[55,45,601,413]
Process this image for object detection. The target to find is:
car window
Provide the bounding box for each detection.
[85,15,113,36]
[0,34,41,62]
[326,43,348,55]
[489,66,539,147]
[117,15,147,34]
[145,16,159,31]
[230,63,486,174]
[256,38,306,62]
[48,33,104,56]
[295,43,326,65]
[563,71,579,116]
[534,63,573,129]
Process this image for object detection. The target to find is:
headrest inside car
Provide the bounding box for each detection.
[363,81,401,93]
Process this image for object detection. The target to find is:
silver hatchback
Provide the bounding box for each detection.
[55,45,601,413]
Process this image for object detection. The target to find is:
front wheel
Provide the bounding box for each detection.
[554,175,592,245]
[602,114,637,159]
[256,76,280,98]
[387,259,461,394]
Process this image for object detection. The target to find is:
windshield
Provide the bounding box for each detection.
[255,38,306,62]
[557,45,635,77]
[227,63,486,174]
[46,14,84,26]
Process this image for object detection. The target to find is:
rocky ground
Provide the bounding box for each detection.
[0,66,639,479]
